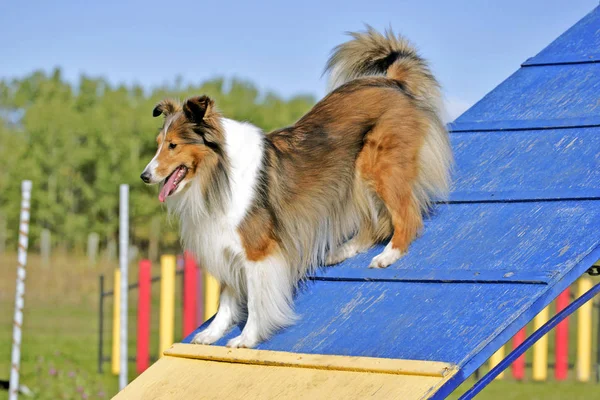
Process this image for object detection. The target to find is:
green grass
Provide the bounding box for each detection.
[0,252,186,400]
[0,253,118,399]
[0,252,598,399]
[449,380,596,400]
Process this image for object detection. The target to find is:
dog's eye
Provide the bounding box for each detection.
[169,143,177,150]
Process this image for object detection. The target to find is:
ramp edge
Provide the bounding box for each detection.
[164,343,458,379]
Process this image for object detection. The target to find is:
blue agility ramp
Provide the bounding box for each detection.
[117,6,600,400]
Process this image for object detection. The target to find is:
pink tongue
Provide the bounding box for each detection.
[159,168,181,203]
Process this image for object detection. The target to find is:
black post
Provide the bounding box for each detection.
[98,274,104,374]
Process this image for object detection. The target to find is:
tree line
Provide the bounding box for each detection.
[0,68,315,256]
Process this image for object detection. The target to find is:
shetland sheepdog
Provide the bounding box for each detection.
[141,27,452,348]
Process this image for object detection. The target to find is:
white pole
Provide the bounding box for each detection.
[118,184,129,390]
[9,180,32,400]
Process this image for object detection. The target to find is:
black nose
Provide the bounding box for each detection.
[140,171,151,183]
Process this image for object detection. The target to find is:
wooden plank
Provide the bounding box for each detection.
[449,128,600,201]
[115,352,458,400]
[184,201,600,369]
[448,191,600,202]
[165,343,455,377]
[451,63,600,130]
[449,117,600,132]
[522,7,600,66]
[185,280,546,364]
[316,201,600,283]
[312,268,550,284]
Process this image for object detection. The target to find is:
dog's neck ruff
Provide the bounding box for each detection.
[165,117,265,285]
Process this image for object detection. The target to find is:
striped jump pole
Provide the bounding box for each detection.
[9,180,32,400]
[159,255,176,357]
[136,259,152,374]
[555,288,570,380]
[183,252,197,337]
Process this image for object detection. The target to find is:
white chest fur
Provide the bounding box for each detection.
[167,118,265,292]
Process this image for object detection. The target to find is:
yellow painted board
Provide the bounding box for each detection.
[159,255,176,357]
[532,305,549,381]
[576,277,593,382]
[166,343,454,377]
[489,345,505,379]
[111,268,120,375]
[115,344,458,400]
[204,272,220,321]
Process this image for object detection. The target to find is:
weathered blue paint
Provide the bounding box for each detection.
[187,281,546,362]
[185,202,600,365]
[450,128,600,201]
[311,269,550,284]
[450,63,600,131]
[314,202,600,283]
[435,244,600,399]
[449,117,600,132]
[182,6,600,399]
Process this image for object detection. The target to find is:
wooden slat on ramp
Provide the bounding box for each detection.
[115,344,458,400]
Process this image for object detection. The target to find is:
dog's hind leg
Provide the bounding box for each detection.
[357,111,425,269]
[368,190,422,268]
[325,230,375,265]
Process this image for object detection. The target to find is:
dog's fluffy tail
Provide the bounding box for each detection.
[324,26,453,208]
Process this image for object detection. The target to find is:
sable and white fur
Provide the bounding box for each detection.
[141,27,452,348]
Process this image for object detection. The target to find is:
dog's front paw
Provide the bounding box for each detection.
[226,334,259,349]
[191,329,223,345]
[368,246,403,269]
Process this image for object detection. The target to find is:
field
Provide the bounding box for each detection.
[0,252,597,399]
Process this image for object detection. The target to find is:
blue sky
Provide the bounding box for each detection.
[1,0,597,120]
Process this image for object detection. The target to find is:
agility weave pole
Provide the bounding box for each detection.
[9,180,32,400]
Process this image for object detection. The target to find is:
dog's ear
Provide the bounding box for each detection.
[152,99,180,117]
[183,96,214,123]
